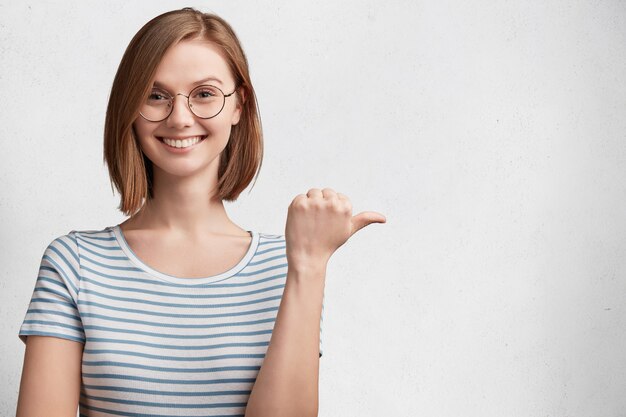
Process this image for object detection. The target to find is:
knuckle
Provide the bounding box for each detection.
[330,199,343,211]
[313,200,325,210]
[290,195,306,207]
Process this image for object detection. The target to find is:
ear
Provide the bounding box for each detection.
[232,87,246,126]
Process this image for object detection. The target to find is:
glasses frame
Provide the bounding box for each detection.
[139,84,238,122]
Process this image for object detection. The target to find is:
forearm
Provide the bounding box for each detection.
[244,262,326,417]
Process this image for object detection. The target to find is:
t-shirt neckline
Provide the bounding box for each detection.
[111,224,259,284]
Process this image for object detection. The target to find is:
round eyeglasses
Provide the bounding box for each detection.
[139,84,238,122]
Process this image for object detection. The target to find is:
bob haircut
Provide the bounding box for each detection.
[104,7,263,217]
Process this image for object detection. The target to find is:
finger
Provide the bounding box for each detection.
[290,194,308,207]
[321,188,337,199]
[306,188,323,199]
[351,211,387,235]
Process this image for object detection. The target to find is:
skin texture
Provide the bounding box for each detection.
[245,189,386,417]
[16,37,387,417]
[16,336,82,417]
[125,38,247,240]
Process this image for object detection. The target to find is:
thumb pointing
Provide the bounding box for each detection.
[351,211,387,236]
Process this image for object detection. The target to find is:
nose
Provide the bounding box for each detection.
[165,93,195,129]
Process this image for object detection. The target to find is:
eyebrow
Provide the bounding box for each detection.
[152,76,223,90]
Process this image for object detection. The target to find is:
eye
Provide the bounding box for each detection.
[193,86,220,99]
[147,88,170,101]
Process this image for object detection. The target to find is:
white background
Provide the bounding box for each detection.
[1,1,625,416]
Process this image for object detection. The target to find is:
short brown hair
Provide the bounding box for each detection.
[103,7,263,217]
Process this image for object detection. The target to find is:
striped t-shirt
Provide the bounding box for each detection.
[19,225,324,417]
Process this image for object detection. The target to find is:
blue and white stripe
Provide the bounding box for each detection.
[19,225,324,417]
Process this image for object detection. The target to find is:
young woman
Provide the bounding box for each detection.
[15,7,386,417]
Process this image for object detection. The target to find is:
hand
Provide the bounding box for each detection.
[285,187,387,269]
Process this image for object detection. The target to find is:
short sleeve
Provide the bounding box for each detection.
[18,232,85,344]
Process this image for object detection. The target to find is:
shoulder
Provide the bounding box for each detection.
[44,232,79,257]
[257,232,286,249]
[44,226,114,258]
[258,232,285,240]
[68,225,114,238]
[256,233,286,259]
[67,226,117,246]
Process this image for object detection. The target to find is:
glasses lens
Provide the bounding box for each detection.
[141,87,172,121]
[189,85,225,118]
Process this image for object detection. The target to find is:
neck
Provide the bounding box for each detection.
[122,169,246,239]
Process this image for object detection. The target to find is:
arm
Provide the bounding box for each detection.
[244,262,326,417]
[15,336,83,417]
[244,186,385,416]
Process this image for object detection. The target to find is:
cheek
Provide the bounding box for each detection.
[131,122,157,153]
[200,120,230,137]
[132,119,153,139]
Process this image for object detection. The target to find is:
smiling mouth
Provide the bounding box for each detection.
[156,135,207,149]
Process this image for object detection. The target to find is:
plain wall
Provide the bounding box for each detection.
[1,1,625,416]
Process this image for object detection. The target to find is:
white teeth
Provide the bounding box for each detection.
[162,136,204,148]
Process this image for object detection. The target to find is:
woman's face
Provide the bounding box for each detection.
[132,39,242,179]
